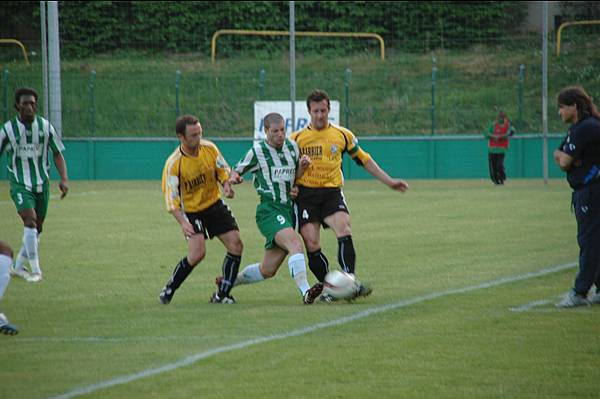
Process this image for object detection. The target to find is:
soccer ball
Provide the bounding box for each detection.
[323,270,358,300]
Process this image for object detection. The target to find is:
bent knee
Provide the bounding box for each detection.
[188,250,206,266]
[227,239,243,256]
[260,267,277,279]
[0,241,13,258]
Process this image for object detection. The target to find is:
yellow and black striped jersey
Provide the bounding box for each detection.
[162,139,230,212]
[290,123,371,188]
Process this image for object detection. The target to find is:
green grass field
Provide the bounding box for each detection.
[0,179,598,399]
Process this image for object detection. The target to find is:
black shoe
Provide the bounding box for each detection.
[209,292,235,304]
[303,282,324,304]
[158,286,174,304]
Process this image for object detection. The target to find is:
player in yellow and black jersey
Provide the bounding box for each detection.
[291,121,371,188]
[290,89,409,301]
[158,115,243,305]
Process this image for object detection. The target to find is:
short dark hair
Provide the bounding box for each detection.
[15,87,38,105]
[175,114,199,135]
[263,112,284,131]
[306,89,330,111]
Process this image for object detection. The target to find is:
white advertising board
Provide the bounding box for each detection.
[253,101,340,140]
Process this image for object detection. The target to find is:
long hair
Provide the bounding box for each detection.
[557,86,600,121]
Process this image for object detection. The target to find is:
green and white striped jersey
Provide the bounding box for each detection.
[0,116,65,193]
[234,138,300,205]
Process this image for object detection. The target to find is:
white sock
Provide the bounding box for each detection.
[14,246,28,271]
[235,263,264,285]
[23,227,41,275]
[0,254,12,300]
[288,253,310,295]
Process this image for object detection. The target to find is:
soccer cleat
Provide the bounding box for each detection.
[158,286,174,304]
[555,290,590,308]
[209,292,235,304]
[353,281,373,299]
[318,293,337,303]
[303,282,324,305]
[0,313,19,336]
[10,266,33,281]
[27,272,42,283]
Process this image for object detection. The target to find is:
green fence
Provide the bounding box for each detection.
[0,135,565,181]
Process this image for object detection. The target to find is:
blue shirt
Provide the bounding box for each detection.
[560,116,600,189]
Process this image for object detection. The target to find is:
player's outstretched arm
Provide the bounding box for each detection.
[363,158,409,192]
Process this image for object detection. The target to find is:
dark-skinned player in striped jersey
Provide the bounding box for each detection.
[221,113,323,304]
[290,89,409,301]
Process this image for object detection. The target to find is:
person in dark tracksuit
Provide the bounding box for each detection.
[554,86,600,308]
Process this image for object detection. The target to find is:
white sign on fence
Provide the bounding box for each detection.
[253,101,340,140]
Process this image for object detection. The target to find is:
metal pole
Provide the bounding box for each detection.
[40,1,49,120]
[258,68,266,100]
[2,68,9,122]
[431,57,437,135]
[518,64,525,128]
[542,1,549,184]
[175,70,181,117]
[47,1,62,136]
[289,1,296,132]
[88,70,96,135]
[344,68,351,128]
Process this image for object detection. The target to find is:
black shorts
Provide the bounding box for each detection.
[185,200,239,239]
[294,186,349,229]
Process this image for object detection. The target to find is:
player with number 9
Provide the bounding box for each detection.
[222,112,323,304]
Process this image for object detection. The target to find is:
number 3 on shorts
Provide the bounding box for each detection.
[17,193,23,205]
[276,215,286,225]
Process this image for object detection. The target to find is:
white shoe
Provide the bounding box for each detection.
[10,266,33,280]
[589,292,600,305]
[27,272,43,283]
[555,290,590,308]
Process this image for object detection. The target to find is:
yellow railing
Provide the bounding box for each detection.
[0,39,30,64]
[556,20,600,57]
[211,29,385,63]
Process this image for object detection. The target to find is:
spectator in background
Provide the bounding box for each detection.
[484,110,516,185]
[553,86,600,308]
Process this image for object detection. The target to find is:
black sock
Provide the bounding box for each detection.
[307,249,329,282]
[168,257,193,290]
[337,235,356,274]
[219,252,241,297]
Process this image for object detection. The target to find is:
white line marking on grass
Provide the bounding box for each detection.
[509,299,554,312]
[48,261,577,399]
